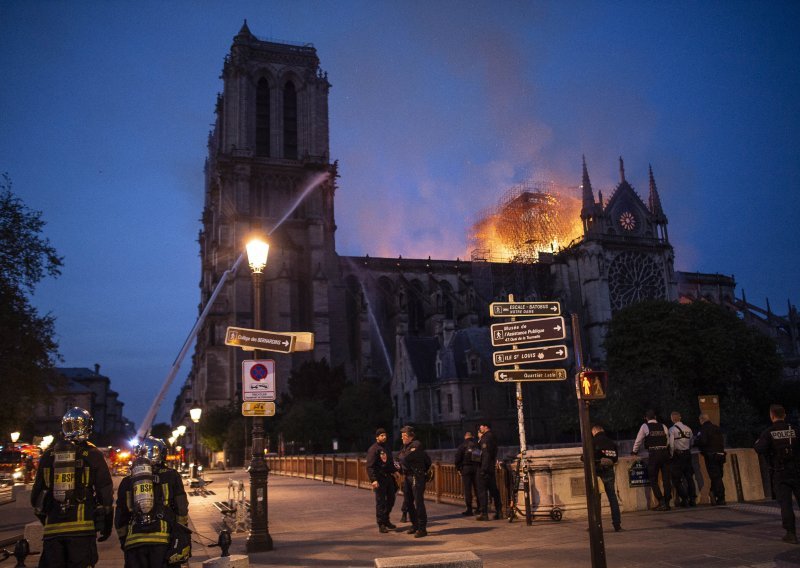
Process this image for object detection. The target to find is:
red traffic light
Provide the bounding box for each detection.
[578,370,608,400]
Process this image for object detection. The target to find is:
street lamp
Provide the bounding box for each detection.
[10,432,20,445]
[246,236,273,552]
[190,407,202,479]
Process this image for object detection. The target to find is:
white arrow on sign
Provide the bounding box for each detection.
[492,344,568,367]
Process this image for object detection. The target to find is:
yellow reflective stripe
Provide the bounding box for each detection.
[125,531,170,546]
[44,520,96,536]
[43,467,51,488]
[162,482,170,505]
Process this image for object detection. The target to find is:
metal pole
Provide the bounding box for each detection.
[571,313,606,568]
[247,270,273,552]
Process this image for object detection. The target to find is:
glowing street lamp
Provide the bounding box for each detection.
[190,407,202,479]
[10,432,20,445]
[176,425,187,437]
[246,236,273,552]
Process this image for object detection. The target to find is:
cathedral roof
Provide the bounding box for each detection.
[439,327,494,380]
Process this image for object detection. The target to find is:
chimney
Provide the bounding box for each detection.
[94,363,100,375]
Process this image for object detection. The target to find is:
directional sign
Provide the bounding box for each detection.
[225,326,314,353]
[242,359,276,401]
[490,316,565,347]
[494,369,568,382]
[493,344,568,367]
[490,301,561,318]
[242,402,276,417]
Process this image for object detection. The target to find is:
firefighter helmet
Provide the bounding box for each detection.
[138,436,167,466]
[62,407,93,441]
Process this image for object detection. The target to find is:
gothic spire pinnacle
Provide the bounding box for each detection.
[619,156,626,183]
[239,19,252,36]
[648,164,665,219]
[580,155,596,220]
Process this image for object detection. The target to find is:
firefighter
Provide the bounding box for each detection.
[31,407,114,568]
[115,436,190,567]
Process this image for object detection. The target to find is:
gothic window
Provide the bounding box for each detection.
[256,78,270,157]
[435,390,442,415]
[435,356,442,378]
[608,251,667,311]
[447,393,453,413]
[283,81,298,159]
[472,387,481,412]
[468,356,480,375]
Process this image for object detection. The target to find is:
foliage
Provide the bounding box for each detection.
[279,400,336,453]
[594,300,783,443]
[198,403,240,452]
[0,174,64,436]
[150,422,173,442]
[334,381,393,451]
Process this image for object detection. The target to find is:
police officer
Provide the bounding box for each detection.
[454,431,479,516]
[366,428,397,533]
[115,436,190,566]
[669,411,697,507]
[592,424,622,532]
[475,422,502,521]
[632,409,673,511]
[695,412,726,506]
[31,407,114,568]
[397,425,431,538]
[754,404,800,544]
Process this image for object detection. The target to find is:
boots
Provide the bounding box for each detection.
[401,512,408,523]
[654,500,670,511]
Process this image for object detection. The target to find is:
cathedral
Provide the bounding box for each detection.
[174,24,798,447]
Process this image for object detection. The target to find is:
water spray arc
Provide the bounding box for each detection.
[136,171,330,440]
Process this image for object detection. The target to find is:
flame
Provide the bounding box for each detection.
[470,181,583,263]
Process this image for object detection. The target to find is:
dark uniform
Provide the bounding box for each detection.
[366,436,397,531]
[454,435,479,515]
[669,420,697,507]
[115,461,188,567]
[397,434,431,535]
[695,420,726,505]
[31,438,114,568]
[755,417,800,542]
[633,418,672,510]
[592,429,621,531]
[476,429,502,520]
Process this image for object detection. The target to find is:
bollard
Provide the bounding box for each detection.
[13,539,30,567]
[218,529,232,557]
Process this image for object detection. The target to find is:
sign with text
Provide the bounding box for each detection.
[242,402,276,417]
[494,369,567,382]
[242,359,276,401]
[225,326,314,353]
[490,316,565,347]
[493,344,568,367]
[490,301,561,318]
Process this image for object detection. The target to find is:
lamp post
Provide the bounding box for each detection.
[190,407,202,479]
[246,236,273,552]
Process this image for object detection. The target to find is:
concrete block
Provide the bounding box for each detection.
[202,554,249,568]
[374,551,482,568]
[23,521,43,553]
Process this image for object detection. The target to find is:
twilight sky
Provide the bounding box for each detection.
[2,1,798,429]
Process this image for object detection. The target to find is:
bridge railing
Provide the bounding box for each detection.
[265,455,507,507]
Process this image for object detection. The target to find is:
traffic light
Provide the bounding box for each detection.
[578,370,608,400]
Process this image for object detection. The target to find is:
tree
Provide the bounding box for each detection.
[150,422,173,441]
[0,174,64,436]
[334,381,393,451]
[597,300,783,445]
[198,403,239,453]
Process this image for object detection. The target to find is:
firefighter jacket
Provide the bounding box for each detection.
[31,440,114,539]
[114,466,188,549]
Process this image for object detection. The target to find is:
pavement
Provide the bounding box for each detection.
[3,470,800,567]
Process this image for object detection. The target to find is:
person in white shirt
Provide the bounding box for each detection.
[632,409,674,511]
[669,411,697,507]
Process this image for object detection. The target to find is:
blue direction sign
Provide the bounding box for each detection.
[490,301,561,317]
[493,344,568,367]
[490,316,565,347]
[494,369,567,382]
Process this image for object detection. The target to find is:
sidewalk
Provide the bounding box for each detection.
[185,470,800,568]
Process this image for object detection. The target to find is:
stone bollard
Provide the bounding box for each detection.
[201,555,249,568]
[374,551,482,568]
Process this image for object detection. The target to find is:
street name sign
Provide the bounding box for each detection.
[225,326,314,353]
[490,301,561,318]
[242,359,276,401]
[494,369,567,382]
[490,316,565,347]
[493,344,568,367]
[241,402,276,417]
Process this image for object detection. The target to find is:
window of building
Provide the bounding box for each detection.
[256,78,270,157]
[472,387,481,412]
[435,389,442,415]
[447,393,453,413]
[468,356,480,375]
[436,357,442,378]
[283,81,298,159]
[404,393,411,417]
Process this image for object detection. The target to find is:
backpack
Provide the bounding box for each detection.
[166,521,192,566]
[469,445,483,464]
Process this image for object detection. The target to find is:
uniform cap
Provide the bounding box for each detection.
[375,428,387,437]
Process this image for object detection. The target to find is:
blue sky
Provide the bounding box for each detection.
[2,1,798,428]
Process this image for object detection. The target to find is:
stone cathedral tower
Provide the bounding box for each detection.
[188,22,343,410]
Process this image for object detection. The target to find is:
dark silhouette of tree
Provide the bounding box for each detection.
[0,173,64,436]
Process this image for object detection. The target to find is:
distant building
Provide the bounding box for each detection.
[180,25,798,447]
[32,365,133,445]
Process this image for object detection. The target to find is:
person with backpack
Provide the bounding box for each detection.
[31,407,114,568]
[397,425,431,538]
[454,431,479,516]
[115,436,190,566]
[632,409,673,511]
